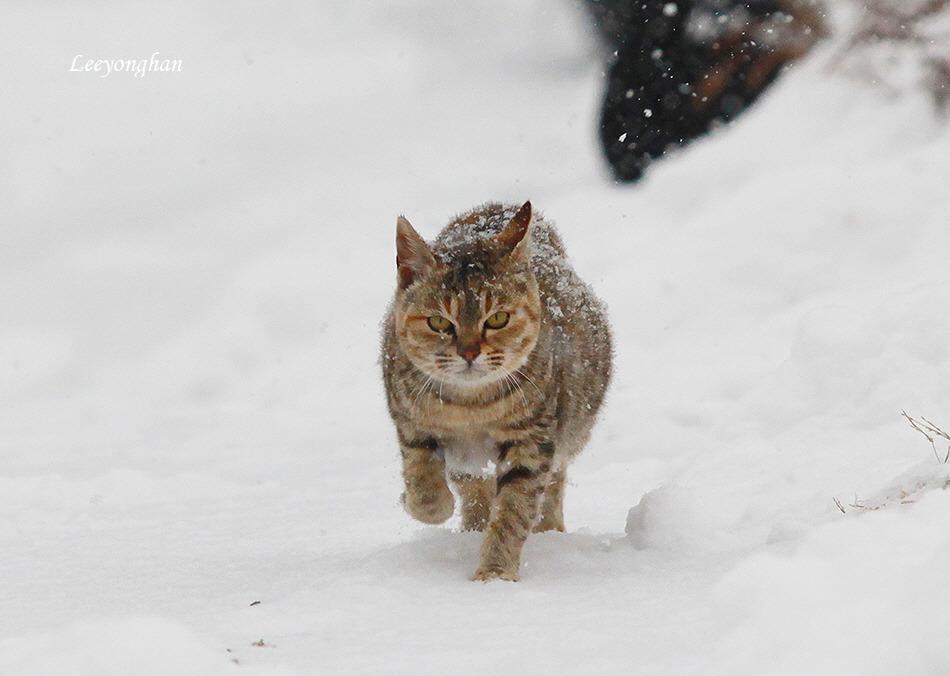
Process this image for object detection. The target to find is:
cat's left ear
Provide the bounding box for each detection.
[496,201,533,262]
[396,216,437,289]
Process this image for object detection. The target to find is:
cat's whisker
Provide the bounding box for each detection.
[513,367,544,399]
[500,368,529,412]
[501,374,516,414]
[513,377,529,413]
[407,378,426,412]
[409,373,435,413]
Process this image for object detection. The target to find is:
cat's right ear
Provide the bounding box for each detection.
[396,216,436,289]
[496,201,534,265]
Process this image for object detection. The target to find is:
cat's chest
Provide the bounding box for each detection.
[416,387,520,434]
[441,436,498,477]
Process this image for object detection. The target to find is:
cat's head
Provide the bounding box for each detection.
[392,201,542,388]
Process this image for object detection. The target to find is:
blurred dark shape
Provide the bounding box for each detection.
[589,0,825,182]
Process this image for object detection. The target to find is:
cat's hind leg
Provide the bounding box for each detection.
[451,473,495,531]
[534,467,566,533]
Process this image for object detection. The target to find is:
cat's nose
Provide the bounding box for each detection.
[456,343,481,363]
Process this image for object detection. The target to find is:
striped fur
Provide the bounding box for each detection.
[381,202,612,581]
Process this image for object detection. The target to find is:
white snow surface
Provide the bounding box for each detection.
[4,2,950,674]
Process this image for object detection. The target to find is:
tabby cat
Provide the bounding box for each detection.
[380,201,612,581]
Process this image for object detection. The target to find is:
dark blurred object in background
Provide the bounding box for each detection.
[589,0,825,182]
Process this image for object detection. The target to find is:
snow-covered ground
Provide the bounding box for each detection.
[4,1,950,674]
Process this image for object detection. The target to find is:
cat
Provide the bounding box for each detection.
[380,201,612,581]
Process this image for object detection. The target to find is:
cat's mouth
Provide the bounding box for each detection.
[456,361,489,378]
[438,359,500,386]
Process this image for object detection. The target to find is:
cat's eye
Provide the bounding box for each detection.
[427,316,453,333]
[484,311,510,330]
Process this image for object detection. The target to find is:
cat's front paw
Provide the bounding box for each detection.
[471,564,520,582]
[401,488,455,525]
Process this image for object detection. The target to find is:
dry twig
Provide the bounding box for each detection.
[902,410,950,462]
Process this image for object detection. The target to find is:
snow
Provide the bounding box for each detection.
[0,617,296,676]
[3,1,950,674]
